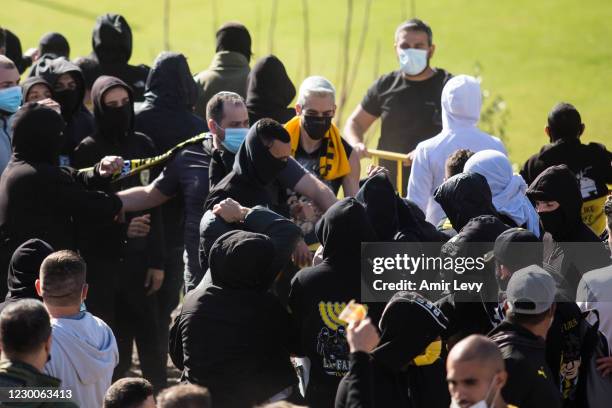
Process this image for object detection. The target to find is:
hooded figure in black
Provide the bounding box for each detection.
[526,164,610,298]
[90,14,150,102]
[0,239,54,313]
[289,198,382,408]
[434,172,516,234]
[435,215,511,349]
[246,55,296,125]
[72,76,166,388]
[169,230,297,408]
[336,291,450,408]
[28,32,70,77]
[37,57,94,162]
[204,118,290,212]
[0,103,122,298]
[1,29,32,74]
[20,76,52,103]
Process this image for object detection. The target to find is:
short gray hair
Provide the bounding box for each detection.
[297,76,335,106]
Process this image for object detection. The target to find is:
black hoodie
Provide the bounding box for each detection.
[1,239,54,307]
[526,165,610,298]
[90,14,150,101]
[135,51,206,249]
[28,32,70,78]
[489,320,561,408]
[3,29,32,74]
[37,57,94,161]
[0,103,122,297]
[246,55,296,125]
[72,76,163,268]
[204,119,290,212]
[434,172,516,233]
[289,198,382,408]
[169,230,296,408]
[335,291,450,408]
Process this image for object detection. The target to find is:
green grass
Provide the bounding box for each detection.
[3,0,611,164]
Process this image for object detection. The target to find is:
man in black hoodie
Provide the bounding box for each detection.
[488,265,561,408]
[90,14,150,102]
[336,291,450,408]
[289,197,382,408]
[0,102,123,298]
[526,164,610,299]
[37,57,94,165]
[28,32,70,78]
[521,103,612,237]
[72,76,166,390]
[246,55,296,125]
[170,227,299,408]
[0,239,54,313]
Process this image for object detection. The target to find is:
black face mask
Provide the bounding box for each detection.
[101,104,132,139]
[54,89,80,121]
[254,154,288,185]
[302,115,332,140]
[539,207,566,240]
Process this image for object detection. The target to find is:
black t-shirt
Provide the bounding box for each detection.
[362,68,452,153]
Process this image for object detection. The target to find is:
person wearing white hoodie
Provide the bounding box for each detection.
[406,75,507,226]
[36,250,118,408]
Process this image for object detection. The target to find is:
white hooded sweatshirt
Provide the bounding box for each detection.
[406,74,507,225]
[44,312,118,408]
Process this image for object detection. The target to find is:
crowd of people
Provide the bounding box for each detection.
[0,14,611,408]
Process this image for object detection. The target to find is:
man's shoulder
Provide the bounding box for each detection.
[581,264,612,292]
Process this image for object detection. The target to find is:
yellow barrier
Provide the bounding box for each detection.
[366,149,412,196]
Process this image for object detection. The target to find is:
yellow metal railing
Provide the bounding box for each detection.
[366,149,412,196]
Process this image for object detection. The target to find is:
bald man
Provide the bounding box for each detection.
[447,335,514,408]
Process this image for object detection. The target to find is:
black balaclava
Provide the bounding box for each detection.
[6,239,54,301]
[434,172,501,232]
[38,32,70,58]
[355,172,398,241]
[91,75,134,143]
[233,118,290,186]
[526,164,583,241]
[209,230,276,292]
[11,102,66,164]
[37,57,86,122]
[373,291,448,372]
[91,13,133,65]
[246,55,296,117]
[215,22,252,62]
[144,51,198,110]
[21,76,52,102]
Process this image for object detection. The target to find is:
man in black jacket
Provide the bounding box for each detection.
[72,75,166,390]
[169,206,301,408]
[0,102,123,298]
[488,265,561,408]
[526,164,610,299]
[521,103,612,237]
[90,14,150,102]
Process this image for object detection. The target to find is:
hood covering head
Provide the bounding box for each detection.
[233,118,290,186]
[355,172,398,241]
[441,74,482,131]
[373,291,448,371]
[144,51,198,110]
[315,197,377,264]
[209,230,276,291]
[11,102,66,164]
[434,172,500,232]
[396,198,449,242]
[37,57,86,120]
[216,22,252,61]
[91,13,133,64]
[21,76,52,102]
[3,29,29,74]
[246,55,295,116]
[6,239,54,302]
[38,32,70,58]
[91,75,134,142]
[526,164,583,239]
[465,150,540,236]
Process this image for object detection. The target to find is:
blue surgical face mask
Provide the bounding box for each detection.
[0,86,22,114]
[221,127,249,154]
[398,48,429,76]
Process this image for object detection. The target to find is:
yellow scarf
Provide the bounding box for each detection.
[284,116,351,181]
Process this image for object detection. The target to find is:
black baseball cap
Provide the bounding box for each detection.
[483,227,542,272]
